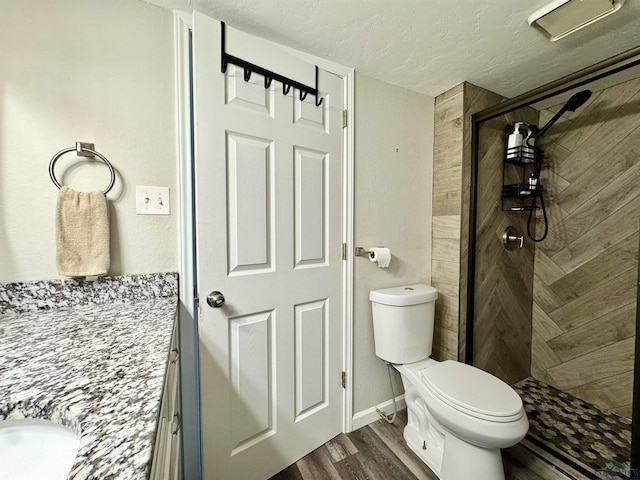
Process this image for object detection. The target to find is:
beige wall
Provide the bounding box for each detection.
[353,73,434,414]
[0,0,177,282]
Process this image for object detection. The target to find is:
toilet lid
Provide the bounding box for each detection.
[420,361,522,418]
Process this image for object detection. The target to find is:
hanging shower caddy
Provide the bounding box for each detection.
[501,124,544,212]
[500,90,591,242]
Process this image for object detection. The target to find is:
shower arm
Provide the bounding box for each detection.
[530,107,567,142]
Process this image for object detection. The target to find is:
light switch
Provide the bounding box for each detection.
[136,186,171,215]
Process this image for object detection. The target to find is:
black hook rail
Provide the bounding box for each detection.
[220,21,323,107]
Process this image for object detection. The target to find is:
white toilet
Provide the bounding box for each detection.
[370,284,528,480]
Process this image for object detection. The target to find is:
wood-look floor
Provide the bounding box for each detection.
[269,409,546,480]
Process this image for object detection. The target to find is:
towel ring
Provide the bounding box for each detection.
[49,143,115,195]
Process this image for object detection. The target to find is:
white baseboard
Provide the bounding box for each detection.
[351,394,406,431]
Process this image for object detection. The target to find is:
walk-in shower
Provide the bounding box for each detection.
[467,46,640,479]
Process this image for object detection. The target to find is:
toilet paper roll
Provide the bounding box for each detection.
[369,247,391,268]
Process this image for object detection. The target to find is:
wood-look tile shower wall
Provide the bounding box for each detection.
[431,82,517,363]
[432,79,639,418]
[531,78,640,419]
[431,84,464,361]
[471,104,539,385]
[459,83,510,361]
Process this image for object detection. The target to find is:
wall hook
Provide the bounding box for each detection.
[300,90,308,101]
[244,68,252,82]
[283,84,291,95]
[315,96,324,107]
[264,76,272,88]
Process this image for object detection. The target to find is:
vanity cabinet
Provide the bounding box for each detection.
[150,317,181,480]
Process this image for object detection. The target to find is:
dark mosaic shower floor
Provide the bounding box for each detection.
[514,378,633,479]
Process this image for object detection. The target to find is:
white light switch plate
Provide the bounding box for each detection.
[136,186,171,215]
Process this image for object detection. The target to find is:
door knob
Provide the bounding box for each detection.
[207,291,225,308]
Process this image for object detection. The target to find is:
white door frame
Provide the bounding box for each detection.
[173,12,355,477]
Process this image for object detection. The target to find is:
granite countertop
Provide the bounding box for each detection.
[0,273,178,479]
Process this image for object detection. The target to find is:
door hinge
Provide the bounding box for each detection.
[342,371,347,389]
[341,243,347,261]
[342,110,348,128]
[194,289,200,307]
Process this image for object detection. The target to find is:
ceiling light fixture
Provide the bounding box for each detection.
[528,0,625,41]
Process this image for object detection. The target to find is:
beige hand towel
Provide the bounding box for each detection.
[56,186,110,277]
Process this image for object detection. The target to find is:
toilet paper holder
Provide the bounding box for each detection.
[355,246,387,258]
[355,247,368,257]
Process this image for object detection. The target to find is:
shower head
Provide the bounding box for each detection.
[533,89,593,140]
[564,90,593,112]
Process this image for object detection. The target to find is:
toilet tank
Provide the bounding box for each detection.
[370,284,438,364]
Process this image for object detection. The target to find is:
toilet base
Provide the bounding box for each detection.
[403,420,443,476]
[441,433,505,480]
[400,364,508,480]
[404,423,505,480]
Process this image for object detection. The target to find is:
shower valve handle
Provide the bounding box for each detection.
[507,234,524,249]
[502,227,524,250]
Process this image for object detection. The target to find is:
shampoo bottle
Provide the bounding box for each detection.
[507,122,525,160]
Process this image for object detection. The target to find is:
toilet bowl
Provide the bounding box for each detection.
[370,284,528,480]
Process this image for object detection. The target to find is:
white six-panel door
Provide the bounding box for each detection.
[192,13,344,480]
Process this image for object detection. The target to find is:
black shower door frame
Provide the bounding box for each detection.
[466,45,640,469]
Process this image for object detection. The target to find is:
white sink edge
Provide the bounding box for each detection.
[0,418,81,480]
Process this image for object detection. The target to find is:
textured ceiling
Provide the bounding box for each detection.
[144,0,640,98]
